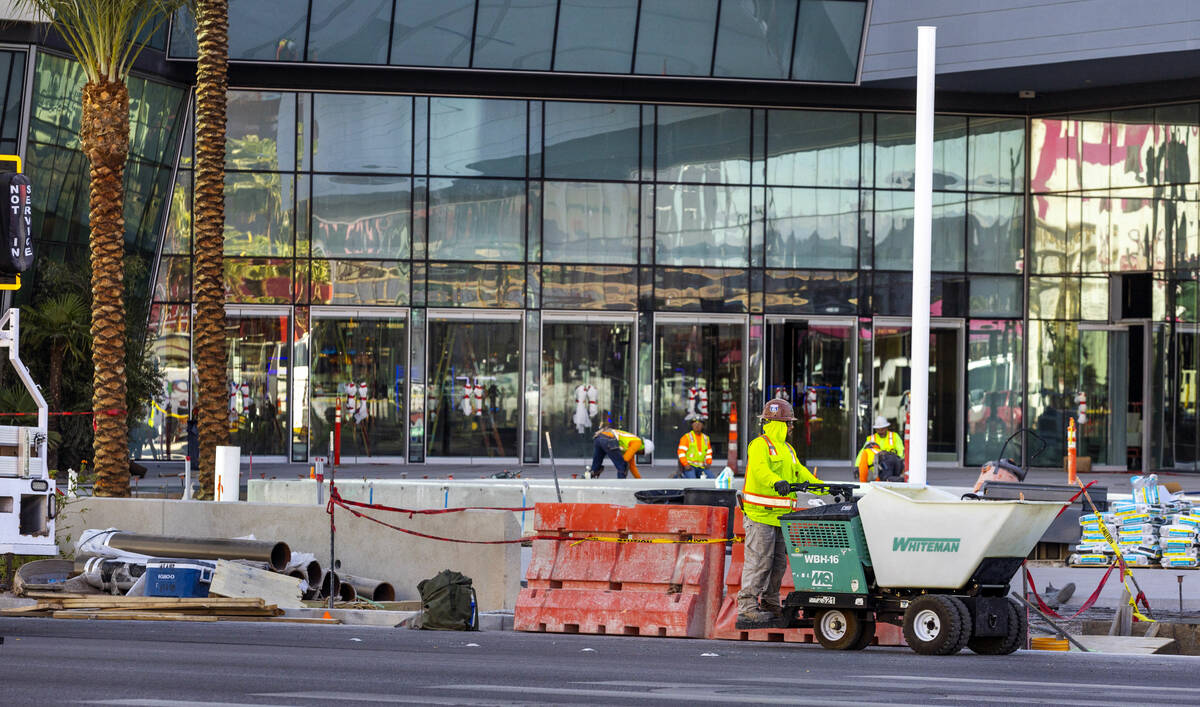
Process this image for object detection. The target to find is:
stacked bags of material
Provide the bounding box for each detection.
[1070,475,1197,569]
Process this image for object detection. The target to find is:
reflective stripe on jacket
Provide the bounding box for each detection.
[677,431,712,467]
[855,430,903,468]
[742,423,820,527]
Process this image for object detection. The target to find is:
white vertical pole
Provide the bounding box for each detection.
[909,26,936,486]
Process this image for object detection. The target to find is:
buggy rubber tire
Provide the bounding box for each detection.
[948,596,972,655]
[968,597,1027,655]
[814,609,867,650]
[849,620,876,650]
[902,595,965,655]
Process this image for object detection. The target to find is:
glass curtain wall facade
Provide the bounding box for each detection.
[146,89,1027,465]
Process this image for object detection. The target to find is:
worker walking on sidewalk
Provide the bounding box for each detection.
[855,415,905,481]
[588,423,654,479]
[737,398,823,629]
[676,420,713,479]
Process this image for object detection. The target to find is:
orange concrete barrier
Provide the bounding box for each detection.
[708,509,905,646]
[515,502,727,638]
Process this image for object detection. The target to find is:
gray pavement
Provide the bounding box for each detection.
[1,617,1197,705]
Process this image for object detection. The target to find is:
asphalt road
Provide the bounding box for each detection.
[1,618,1195,706]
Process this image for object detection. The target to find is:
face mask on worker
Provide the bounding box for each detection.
[763,420,789,442]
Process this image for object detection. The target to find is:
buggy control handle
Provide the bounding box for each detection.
[788,482,859,503]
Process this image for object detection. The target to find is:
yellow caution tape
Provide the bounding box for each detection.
[569,535,742,547]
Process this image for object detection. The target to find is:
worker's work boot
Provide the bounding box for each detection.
[735,609,783,630]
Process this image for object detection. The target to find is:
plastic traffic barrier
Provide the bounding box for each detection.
[515,502,727,638]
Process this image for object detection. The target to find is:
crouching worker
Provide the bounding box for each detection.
[736,398,824,630]
[588,423,654,479]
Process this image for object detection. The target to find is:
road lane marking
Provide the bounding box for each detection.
[849,675,1197,694]
[434,683,927,705]
[88,701,289,707]
[256,691,525,705]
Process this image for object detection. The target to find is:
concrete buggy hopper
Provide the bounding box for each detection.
[779,482,1065,655]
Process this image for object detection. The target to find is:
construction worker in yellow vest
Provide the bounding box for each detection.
[588,423,653,479]
[676,420,713,479]
[736,398,823,630]
[855,415,905,481]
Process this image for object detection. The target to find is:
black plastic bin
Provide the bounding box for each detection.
[633,489,686,505]
[683,488,738,541]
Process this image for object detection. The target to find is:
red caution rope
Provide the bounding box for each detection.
[1055,480,1097,518]
[331,489,533,517]
[0,409,125,416]
[1023,562,1114,621]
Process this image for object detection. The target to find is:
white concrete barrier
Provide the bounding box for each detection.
[56,497,521,611]
[249,477,723,535]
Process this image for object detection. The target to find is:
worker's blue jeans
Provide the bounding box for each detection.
[590,434,628,478]
[682,465,711,479]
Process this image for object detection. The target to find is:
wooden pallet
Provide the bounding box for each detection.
[0,595,339,623]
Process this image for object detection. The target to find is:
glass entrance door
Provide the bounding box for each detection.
[872,320,962,463]
[426,314,522,459]
[309,310,408,462]
[654,317,744,466]
[541,316,635,459]
[226,308,291,458]
[764,318,854,462]
[1079,323,1151,470]
[1174,325,1198,470]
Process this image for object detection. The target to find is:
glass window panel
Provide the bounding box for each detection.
[226,314,290,457]
[713,0,798,79]
[143,304,191,460]
[766,110,859,187]
[542,320,635,457]
[310,259,410,306]
[544,102,639,180]
[426,318,522,457]
[763,270,858,314]
[224,258,294,303]
[554,0,638,74]
[542,181,638,264]
[307,0,390,64]
[473,0,556,70]
[391,0,475,67]
[765,187,857,269]
[1081,193,1110,273]
[965,320,1024,466]
[934,116,967,191]
[763,320,854,460]
[224,172,294,256]
[227,91,297,171]
[164,170,191,255]
[1028,276,1080,319]
[1111,189,1153,271]
[1077,112,1111,191]
[654,321,744,462]
[1026,321,1075,463]
[791,0,866,82]
[427,178,525,260]
[152,255,191,302]
[968,276,1022,317]
[1171,198,1199,270]
[1030,118,1075,194]
[227,0,308,61]
[872,272,967,317]
[1080,276,1108,320]
[169,8,199,58]
[312,176,412,258]
[0,51,23,145]
[313,93,412,173]
[969,117,1025,192]
[873,114,966,190]
[656,106,751,183]
[429,97,526,177]
[968,195,1023,273]
[308,316,408,460]
[540,265,637,309]
[1031,194,1074,274]
[128,78,184,165]
[654,268,749,312]
[872,191,964,271]
[1155,104,1199,187]
[426,263,525,308]
[1110,108,1154,190]
[656,184,751,267]
[634,0,718,76]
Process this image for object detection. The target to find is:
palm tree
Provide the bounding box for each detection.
[14,0,184,496]
[191,0,229,499]
[23,293,90,473]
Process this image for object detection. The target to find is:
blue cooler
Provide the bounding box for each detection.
[145,558,215,598]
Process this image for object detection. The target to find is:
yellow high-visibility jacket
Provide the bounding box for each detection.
[855,430,904,469]
[742,421,821,527]
[677,431,712,467]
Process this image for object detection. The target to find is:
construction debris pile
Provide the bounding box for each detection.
[1070,475,1199,569]
[4,529,395,623]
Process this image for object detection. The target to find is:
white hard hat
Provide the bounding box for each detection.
[872,415,891,429]
[642,439,654,455]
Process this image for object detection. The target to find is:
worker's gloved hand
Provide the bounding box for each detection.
[774,480,791,496]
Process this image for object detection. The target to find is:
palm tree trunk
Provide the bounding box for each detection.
[193,0,231,500]
[81,79,130,498]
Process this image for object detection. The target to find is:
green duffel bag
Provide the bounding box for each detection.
[414,569,478,631]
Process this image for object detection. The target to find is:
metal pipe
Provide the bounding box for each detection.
[337,579,357,603]
[340,573,395,602]
[303,559,321,588]
[319,569,340,599]
[98,532,290,572]
[76,557,142,593]
[908,25,937,486]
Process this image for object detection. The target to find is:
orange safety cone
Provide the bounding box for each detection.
[322,610,332,620]
[727,403,739,476]
[1067,417,1078,485]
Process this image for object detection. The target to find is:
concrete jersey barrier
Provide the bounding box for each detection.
[56,497,522,611]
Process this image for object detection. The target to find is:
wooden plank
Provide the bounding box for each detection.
[208,560,304,609]
[0,605,52,616]
[52,611,220,622]
[57,596,268,606]
[216,616,342,625]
